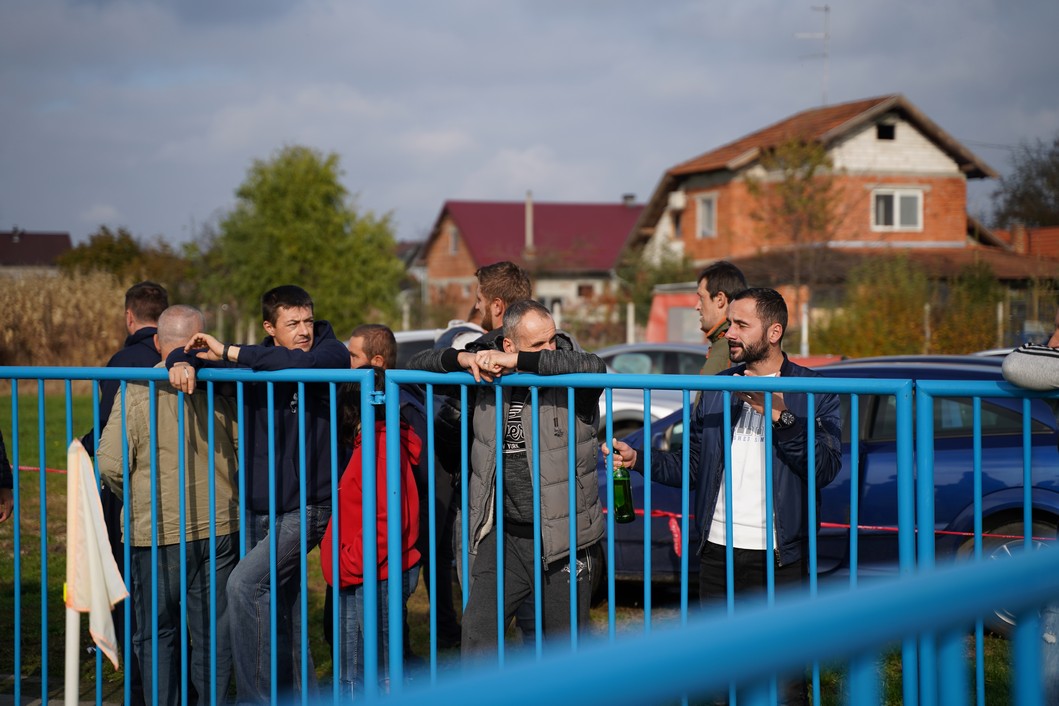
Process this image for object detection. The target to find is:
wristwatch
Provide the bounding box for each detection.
[774,409,796,430]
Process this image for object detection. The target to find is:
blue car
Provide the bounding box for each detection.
[596,355,1059,623]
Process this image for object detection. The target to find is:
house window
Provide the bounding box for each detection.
[876,123,896,140]
[577,284,594,299]
[872,189,922,231]
[448,225,459,254]
[696,194,717,239]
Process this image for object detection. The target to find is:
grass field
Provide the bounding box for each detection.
[0,392,1015,704]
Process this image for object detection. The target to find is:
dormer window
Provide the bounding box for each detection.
[448,224,459,254]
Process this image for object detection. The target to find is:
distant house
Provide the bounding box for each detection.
[632,94,1059,345]
[0,229,73,277]
[417,195,644,323]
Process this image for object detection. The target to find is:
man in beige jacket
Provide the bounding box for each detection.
[97,305,239,706]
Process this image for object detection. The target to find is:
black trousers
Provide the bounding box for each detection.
[698,541,809,706]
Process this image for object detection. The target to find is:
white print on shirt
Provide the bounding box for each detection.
[503,395,526,454]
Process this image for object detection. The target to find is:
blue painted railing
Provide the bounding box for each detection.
[0,366,1056,705]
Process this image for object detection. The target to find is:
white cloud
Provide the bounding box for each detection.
[78,203,122,226]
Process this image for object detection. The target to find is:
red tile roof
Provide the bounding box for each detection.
[669,94,994,179]
[440,200,644,274]
[993,226,1059,260]
[0,230,72,267]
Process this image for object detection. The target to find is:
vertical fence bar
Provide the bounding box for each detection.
[426,382,440,676]
[895,381,918,706]
[642,387,652,633]
[206,382,219,706]
[327,381,341,704]
[10,384,21,706]
[567,387,578,649]
[119,382,132,706]
[493,384,505,665]
[972,397,984,706]
[266,382,278,704]
[296,381,309,706]
[178,392,189,706]
[36,382,47,704]
[915,385,937,706]
[849,393,860,589]
[386,375,406,691]
[529,386,543,659]
[360,376,379,699]
[604,387,616,641]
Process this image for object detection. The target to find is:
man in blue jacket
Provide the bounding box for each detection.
[81,280,168,706]
[605,287,841,705]
[168,285,348,702]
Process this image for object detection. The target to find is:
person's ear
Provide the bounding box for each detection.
[502,336,516,354]
[370,354,385,368]
[262,320,276,338]
[768,322,784,344]
[152,334,161,353]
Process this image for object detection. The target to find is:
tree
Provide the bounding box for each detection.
[745,138,849,352]
[58,225,193,299]
[206,145,404,337]
[992,132,1059,228]
[931,261,1004,353]
[815,255,932,358]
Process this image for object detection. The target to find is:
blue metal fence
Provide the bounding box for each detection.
[0,366,1056,704]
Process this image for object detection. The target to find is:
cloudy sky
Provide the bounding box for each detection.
[2,0,1057,246]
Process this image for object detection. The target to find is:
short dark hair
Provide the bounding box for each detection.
[125,281,168,324]
[476,261,532,307]
[731,287,788,339]
[502,299,552,344]
[261,285,314,324]
[351,323,397,370]
[698,261,747,300]
[338,366,384,448]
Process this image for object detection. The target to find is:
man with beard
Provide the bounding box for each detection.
[603,287,842,705]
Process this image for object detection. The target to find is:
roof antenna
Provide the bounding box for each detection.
[796,4,830,106]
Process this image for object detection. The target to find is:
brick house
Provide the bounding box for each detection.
[417,194,643,324]
[633,94,1059,345]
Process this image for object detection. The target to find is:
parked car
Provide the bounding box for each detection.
[596,342,711,376]
[596,355,1059,631]
[394,328,440,368]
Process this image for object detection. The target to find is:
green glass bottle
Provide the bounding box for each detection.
[613,463,635,524]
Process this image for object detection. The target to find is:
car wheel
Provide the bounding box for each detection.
[957,519,1056,637]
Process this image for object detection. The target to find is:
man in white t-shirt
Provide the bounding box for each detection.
[605,287,842,705]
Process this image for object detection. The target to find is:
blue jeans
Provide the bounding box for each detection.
[131,534,237,706]
[227,505,331,703]
[336,565,420,697]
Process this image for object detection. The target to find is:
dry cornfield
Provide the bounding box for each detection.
[0,272,127,369]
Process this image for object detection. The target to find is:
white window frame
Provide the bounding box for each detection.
[871,188,923,232]
[696,193,718,239]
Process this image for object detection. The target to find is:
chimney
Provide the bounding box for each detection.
[622,193,636,206]
[1012,223,1028,255]
[524,190,535,260]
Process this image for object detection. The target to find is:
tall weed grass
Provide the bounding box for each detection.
[0,272,126,368]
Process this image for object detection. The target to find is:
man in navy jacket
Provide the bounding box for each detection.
[606,288,841,705]
[168,285,348,702]
[81,280,168,706]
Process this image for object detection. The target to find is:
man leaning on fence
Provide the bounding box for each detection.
[413,298,606,655]
[167,284,349,702]
[96,305,240,706]
[1002,304,1059,706]
[605,287,842,705]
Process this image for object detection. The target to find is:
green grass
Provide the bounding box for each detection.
[0,392,1017,702]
